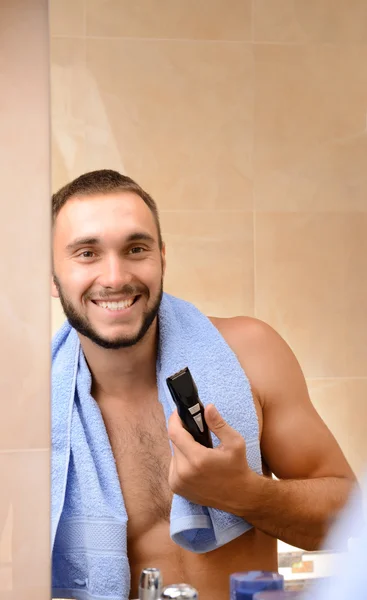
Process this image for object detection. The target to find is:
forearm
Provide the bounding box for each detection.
[240,474,355,551]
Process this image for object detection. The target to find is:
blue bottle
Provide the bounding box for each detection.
[254,592,302,599]
[230,571,284,600]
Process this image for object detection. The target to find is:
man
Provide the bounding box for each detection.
[51,169,355,600]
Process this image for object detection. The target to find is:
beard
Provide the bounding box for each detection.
[53,275,163,350]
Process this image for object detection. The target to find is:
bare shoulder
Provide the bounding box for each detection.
[208,315,304,409]
[208,315,283,356]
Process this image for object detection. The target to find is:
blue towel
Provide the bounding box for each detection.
[52,293,262,600]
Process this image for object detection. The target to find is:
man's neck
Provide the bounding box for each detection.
[78,321,158,402]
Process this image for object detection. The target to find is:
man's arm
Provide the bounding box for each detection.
[168,317,357,551]
[237,472,353,550]
[219,317,357,550]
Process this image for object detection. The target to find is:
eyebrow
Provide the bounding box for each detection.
[65,232,156,252]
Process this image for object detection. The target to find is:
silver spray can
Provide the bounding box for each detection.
[160,584,198,599]
[138,568,163,600]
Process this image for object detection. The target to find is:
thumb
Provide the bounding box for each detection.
[205,404,234,444]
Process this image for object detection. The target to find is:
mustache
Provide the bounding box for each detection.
[85,283,148,301]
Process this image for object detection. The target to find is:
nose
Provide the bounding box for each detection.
[98,254,132,290]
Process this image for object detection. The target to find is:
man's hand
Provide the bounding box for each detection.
[167,404,257,515]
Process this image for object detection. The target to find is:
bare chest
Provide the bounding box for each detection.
[100,399,173,538]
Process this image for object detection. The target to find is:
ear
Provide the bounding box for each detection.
[161,242,166,276]
[51,275,59,299]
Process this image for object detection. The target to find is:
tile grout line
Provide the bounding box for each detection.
[50,34,321,46]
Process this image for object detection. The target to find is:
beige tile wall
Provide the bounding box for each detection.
[0,1,51,598]
[50,1,367,480]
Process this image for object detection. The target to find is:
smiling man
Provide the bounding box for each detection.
[51,169,355,600]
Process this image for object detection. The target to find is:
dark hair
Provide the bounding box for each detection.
[52,169,163,249]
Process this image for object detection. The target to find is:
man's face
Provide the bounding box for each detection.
[52,191,166,349]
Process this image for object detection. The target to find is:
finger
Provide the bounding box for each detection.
[168,409,187,442]
[168,447,188,494]
[168,449,183,491]
[168,408,182,430]
[168,411,204,459]
[169,452,175,479]
[171,440,189,463]
[205,404,240,445]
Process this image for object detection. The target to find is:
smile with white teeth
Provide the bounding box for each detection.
[94,297,136,311]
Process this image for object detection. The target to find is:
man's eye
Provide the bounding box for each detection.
[79,251,95,258]
[129,247,145,254]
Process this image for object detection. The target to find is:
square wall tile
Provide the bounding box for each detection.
[161,211,254,317]
[255,213,367,378]
[50,0,85,37]
[87,0,252,40]
[85,39,253,210]
[253,0,367,43]
[308,378,367,478]
[254,44,367,211]
[0,451,50,598]
[0,0,51,451]
[50,37,86,191]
